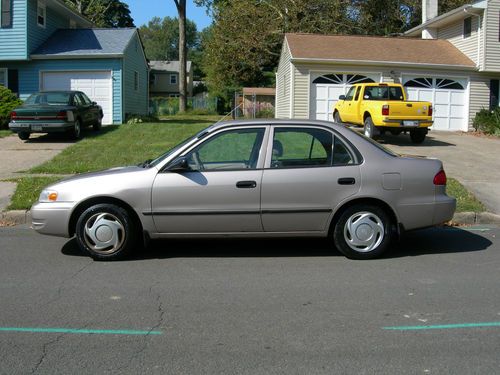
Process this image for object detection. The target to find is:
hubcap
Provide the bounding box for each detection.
[83,213,125,254]
[344,212,384,253]
[75,122,81,137]
[364,122,371,137]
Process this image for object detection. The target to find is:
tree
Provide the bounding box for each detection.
[63,0,134,28]
[173,0,187,112]
[139,17,198,61]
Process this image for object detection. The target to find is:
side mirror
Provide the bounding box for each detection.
[339,95,346,100]
[92,101,97,105]
[167,156,189,172]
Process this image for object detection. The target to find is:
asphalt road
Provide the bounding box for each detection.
[0,225,499,374]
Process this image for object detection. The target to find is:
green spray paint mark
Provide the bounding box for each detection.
[384,322,500,331]
[0,327,162,335]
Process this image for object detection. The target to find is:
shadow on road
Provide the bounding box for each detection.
[61,226,492,261]
[22,126,118,144]
[348,126,456,147]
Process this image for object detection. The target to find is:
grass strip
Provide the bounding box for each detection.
[7,177,62,210]
[0,130,13,139]
[447,178,485,213]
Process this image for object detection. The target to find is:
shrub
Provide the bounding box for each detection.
[473,107,500,135]
[0,86,22,129]
[125,114,159,124]
[255,108,275,119]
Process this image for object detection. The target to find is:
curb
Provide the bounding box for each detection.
[0,210,31,226]
[1,210,500,227]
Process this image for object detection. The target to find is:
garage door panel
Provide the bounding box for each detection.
[434,104,449,117]
[450,91,465,105]
[41,71,113,125]
[435,91,449,103]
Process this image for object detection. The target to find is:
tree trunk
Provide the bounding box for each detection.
[174,0,187,113]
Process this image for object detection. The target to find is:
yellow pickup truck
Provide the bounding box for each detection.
[333,83,433,143]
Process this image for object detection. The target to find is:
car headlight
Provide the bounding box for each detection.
[39,190,59,203]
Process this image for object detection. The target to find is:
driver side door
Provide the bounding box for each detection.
[151,126,269,234]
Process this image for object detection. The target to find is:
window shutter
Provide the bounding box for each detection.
[8,69,18,95]
[489,79,499,110]
[1,0,12,28]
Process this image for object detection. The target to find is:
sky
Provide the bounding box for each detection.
[123,0,213,30]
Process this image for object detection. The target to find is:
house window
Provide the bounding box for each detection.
[0,68,7,87]
[169,94,179,98]
[37,1,46,28]
[134,71,139,91]
[1,0,12,28]
[170,74,177,85]
[69,19,76,29]
[149,73,156,87]
[463,17,472,38]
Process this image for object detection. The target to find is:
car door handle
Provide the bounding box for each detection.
[338,177,355,185]
[236,180,257,188]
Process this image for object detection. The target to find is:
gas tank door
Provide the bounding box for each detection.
[382,173,402,190]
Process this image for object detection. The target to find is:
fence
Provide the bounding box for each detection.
[149,96,218,116]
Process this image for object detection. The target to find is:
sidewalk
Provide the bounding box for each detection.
[0,133,73,211]
[384,131,500,214]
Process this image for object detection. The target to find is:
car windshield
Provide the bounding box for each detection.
[25,92,71,105]
[147,130,207,168]
[344,127,399,157]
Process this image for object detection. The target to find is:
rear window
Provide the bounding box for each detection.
[25,92,71,105]
[364,86,404,101]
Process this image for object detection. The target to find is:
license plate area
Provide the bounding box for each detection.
[402,120,418,127]
[31,125,43,131]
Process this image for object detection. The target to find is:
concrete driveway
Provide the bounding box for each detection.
[382,131,500,214]
[0,133,73,211]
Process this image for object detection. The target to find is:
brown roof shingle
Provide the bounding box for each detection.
[285,33,475,68]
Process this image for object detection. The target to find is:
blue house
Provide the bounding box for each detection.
[0,0,148,124]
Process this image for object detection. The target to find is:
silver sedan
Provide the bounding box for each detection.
[31,120,456,260]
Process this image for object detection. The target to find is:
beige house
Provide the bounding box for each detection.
[276,0,500,132]
[149,61,193,97]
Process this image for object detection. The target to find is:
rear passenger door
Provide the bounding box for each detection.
[260,126,361,232]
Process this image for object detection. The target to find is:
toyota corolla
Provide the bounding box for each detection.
[31,119,456,260]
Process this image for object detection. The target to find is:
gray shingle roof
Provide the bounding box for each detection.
[32,28,137,57]
[150,60,192,72]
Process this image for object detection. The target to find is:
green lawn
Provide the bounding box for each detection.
[30,116,217,174]
[447,178,485,213]
[7,177,62,210]
[0,130,13,138]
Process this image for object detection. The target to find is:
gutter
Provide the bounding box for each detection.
[290,57,477,71]
[31,54,124,60]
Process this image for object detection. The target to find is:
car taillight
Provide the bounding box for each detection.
[56,111,67,120]
[433,170,447,185]
[382,105,389,116]
[10,111,17,120]
[428,105,433,117]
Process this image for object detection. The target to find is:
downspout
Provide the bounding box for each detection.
[464,9,482,70]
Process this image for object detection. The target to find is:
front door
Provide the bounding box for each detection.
[261,126,361,232]
[151,127,268,233]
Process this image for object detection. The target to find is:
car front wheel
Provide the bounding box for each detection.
[71,119,82,140]
[75,203,137,261]
[333,204,393,259]
[334,111,343,124]
[93,113,102,131]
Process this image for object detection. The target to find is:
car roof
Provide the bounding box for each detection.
[37,91,81,94]
[207,118,339,132]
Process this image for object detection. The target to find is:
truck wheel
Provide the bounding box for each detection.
[363,117,379,139]
[334,111,343,124]
[410,128,427,144]
[18,132,30,141]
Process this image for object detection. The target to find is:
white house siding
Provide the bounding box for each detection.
[275,42,292,118]
[484,0,500,72]
[292,65,310,118]
[437,17,480,66]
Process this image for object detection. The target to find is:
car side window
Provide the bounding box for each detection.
[186,128,265,171]
[332,136,354,166]
[79,93,92,105]
[345,86,356,101]
[271,128,333,169]
[73,94,83,106]
[354,87,361,101]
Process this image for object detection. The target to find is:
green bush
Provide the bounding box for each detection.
[473,108,500,135]
[0,86,22,129]
[255,108,275,119]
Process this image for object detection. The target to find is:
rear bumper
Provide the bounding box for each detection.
[433,196,457,225]
[31,202,75,238]
[381,119,433,128]
[9,122,75,133]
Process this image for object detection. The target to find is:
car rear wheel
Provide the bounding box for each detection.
[18,132,30,141]
[363,116,378,139]
[333,204,393,259]
[75,203,137,261]
[410,128,427,144]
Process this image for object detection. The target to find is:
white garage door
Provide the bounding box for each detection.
[41,71,113,125]
[403,76,468,131]
[310,73,381,121]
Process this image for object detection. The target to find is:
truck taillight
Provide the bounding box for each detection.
[433,170,447,186]
[10,111,17,120]
[56,111,68,120]
[382,105,389,116]
[428,105,433,117]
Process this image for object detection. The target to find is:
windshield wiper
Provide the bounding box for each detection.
[138,159,153,168]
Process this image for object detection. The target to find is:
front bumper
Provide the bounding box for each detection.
[31,201,75,238]
[9,121,75,133]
